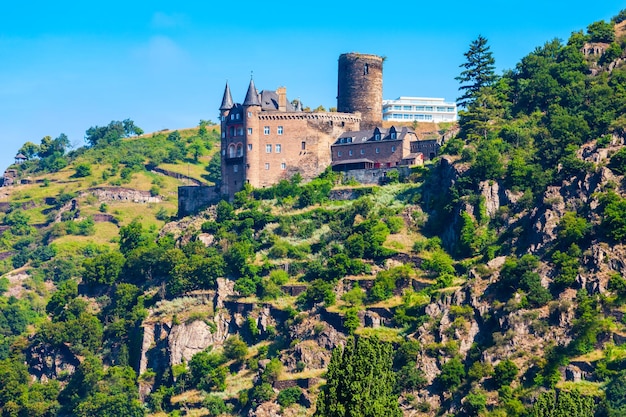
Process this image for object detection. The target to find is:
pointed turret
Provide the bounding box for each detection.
[220,82,234,111]
[295,99,303,112]
[243,78,261,106]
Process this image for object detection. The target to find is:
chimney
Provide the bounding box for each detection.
[277,87,287,111]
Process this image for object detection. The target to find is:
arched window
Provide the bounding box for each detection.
[236,143,244,157]
[228,144,236,158]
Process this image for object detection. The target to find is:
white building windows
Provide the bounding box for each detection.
[233,165,238,173]
[247,112,252,117]
[248,144,252,151]
[247,128,252,135]
[391,146,396,152]
[360,149,365,155]
[281,162,286,170]
[275,144,281,153]
[338,150,342,157]
[237,127,244,136]
[221,132,225,138]
[349,150,353,156]
[382,97,457,123]
[265,163,270,170]
[266,144,272,153]
[264,126,270,135]
[375,147,380,154]
[277,126,283,135]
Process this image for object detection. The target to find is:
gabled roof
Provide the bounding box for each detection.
[220,82,234,110]
[243,79,261,106]
[333,126,416,145]
[15,153,27,160]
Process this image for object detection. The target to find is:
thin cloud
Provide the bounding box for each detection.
[133,35,190,69]
[151,12,188,29]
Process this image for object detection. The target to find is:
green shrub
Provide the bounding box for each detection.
[277,387,302,407]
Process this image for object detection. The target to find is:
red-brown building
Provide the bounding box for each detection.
[330,126,422,171]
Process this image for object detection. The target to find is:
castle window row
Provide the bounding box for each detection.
[263,126,284,135]
[265,144,282,153]
[337,146,394,157]
[264,163,287,170]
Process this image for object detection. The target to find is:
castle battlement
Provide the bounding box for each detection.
[256,112,361,123]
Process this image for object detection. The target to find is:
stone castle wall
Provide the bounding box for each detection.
[178,186,221,217]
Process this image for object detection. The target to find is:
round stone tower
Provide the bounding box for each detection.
[337,53,383,129]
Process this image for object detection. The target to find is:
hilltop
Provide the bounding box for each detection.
[2,10,626,417]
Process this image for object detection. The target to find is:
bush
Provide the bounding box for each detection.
[277,387,302,407]
[223,336,248,362]
[251,382,275,403]
[437,357,465,391]
[493,359,518,387]
[73,163,92,178]
[203,395,228,417]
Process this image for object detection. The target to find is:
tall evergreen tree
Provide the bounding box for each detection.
[456,35,497,108]
[315,337,401,417]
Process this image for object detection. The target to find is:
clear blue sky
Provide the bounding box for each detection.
[1,1,624,172]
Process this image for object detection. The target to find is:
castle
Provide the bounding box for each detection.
[218,53,437,199]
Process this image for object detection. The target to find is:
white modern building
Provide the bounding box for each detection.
[382,97,457,123]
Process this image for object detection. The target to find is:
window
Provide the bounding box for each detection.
[281,162,286,170]
[221,132,225,138]
[277,126,283,135]
[247,144,252,151]
[338,150,342,157]
[375,147,380,154]
[349,150,353,156]
[236,144,243,157]
[247,128,252,135]
[230,114,235,120]
[233,165,238,173]
[229,127,235,136]
[390,132,397,139]
[403,105,412,110]
[237,127,243,136]
[266,144,272,153]
[265,163,270,170]
[228,144,236,158]
[393,105,401,110]
[264,126,270,135]
[364,63,369,74]
[425,106,433,111]
[275,144,281,153]
[391,146,396,152]
[247,112,252,117]
[375,134,381,140]
[301,141,306,150]
[236,113,240,120]
[360,149,365,155]
[403,114,410,119]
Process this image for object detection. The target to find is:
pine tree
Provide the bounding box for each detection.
[456,35,497,109]
[315,337,401,417]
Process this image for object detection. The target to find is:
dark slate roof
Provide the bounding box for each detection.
[258,90,296,111]
[333,126,416,146]
[243,79,261,106]
[219,82,234,110]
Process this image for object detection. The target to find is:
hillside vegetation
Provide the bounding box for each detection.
[3,10,626,417]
